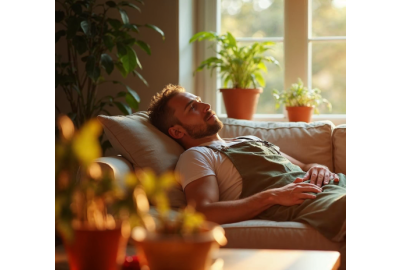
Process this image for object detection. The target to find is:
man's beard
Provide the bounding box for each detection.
[182,112,223,139]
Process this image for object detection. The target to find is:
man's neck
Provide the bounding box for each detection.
[183,133,224,149]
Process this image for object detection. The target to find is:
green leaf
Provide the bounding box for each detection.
[86,56,100,81]
[119,1,141,12]
[145,24,164,40]
[55,30,66,43]
[106,1,117,7]
[117,42,128,57]
[80,20,91,36]
[72,35,87,54]
[122,38,137,46]
[133,70,148,87]
[55,11,64,23]
[123,24,139,33]
[257,61,267,72]
[103,35,114,51]
[108,18,122,30]
[226,32,237,48]
[116,91,126,97]
[136,40,151,55]
[125,92,139,110]
[113,101,132,115]
[119,8,129,24]
[115,62,128,78]
[189,31,217,43]
[126,85,141,103]
[254,73,265,87]
[101,54,114,75]
[121,47,137,73]
[66,17,80,39]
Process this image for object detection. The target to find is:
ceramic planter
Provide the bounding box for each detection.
[220,88,263,120]
[62,226,129,270]
[132,222,226,270]
[286,106,314,123]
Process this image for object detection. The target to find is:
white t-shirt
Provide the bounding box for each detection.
[175,136,261,201]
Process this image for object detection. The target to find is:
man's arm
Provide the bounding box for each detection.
[281,152,339,186]
[184,175,322,225]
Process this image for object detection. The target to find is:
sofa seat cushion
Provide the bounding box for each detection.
[221,220,341,251]
[220,119,335,172]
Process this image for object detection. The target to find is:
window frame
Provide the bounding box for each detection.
[194,0,346,125]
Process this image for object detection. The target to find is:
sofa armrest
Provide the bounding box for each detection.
[332,125,346,174]
[94,156,134,190]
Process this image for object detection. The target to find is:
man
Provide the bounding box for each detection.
[148,84,346,243]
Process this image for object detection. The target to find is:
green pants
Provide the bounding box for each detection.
[205,137,346,242]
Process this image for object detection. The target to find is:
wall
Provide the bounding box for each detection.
[55,0,182,116]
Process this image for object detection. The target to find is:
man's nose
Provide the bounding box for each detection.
[201,102,211,112]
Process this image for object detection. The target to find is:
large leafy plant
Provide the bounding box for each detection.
[189,31,279,89]
[55,0,164,128]
[272,78,332,114]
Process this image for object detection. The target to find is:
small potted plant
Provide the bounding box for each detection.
[130,169,228,270]
[55,115,141,270]
[272,78,332,123]
[190,31,279,120]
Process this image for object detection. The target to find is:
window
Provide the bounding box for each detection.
[196,0,346,122]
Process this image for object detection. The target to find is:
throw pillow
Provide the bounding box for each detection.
[97,112,187,208]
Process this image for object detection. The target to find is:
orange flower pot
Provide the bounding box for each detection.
[132,222,226,270]
[62,226,128,270]
[286,106,314,123]
[220,88,263,120]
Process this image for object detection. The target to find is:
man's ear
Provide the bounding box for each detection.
[168,125,185,139]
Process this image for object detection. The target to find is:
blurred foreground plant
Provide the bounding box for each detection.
[55,115,206,242]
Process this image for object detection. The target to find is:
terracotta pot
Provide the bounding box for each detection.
[286,106,314,123]
[132,222,226,270]
[220,88,263,120]
[63,226,128,270]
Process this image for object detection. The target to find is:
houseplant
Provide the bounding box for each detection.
[55,116,226,270]
[55,115,141,270]
[190,31,279,120]
[55,0,164,129]
[130,169,228,270]
[272,78,332,122]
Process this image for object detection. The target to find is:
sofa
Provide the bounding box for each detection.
[96,112,346,255]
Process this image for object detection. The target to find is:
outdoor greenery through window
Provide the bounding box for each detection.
[219,0,346,115]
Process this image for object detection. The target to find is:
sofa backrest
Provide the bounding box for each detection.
[219,118,336,172]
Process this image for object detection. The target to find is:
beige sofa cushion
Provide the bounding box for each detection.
[332,124,346,174]
[220,119,335,171]
[97,112,187,208]
[222,220,341,251]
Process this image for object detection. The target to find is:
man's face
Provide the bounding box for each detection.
[168,92,223,139]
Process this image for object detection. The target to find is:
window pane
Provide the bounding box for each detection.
[311,41,346,114]
[219,41,284,114]
[311,0,346,37]
[221,0,284,37]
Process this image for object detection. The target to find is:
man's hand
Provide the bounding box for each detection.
[269,178,322,206]
[302,165,339,187]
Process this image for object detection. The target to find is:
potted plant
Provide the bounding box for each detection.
[272,78,332,123]
[55,116,227,270]
[55,0,164,129]
[130,169,228,270]
[55,115,141,270]
[190,31,279,120]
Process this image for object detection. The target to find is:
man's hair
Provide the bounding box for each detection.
[148,84,185,136]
